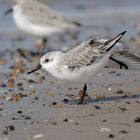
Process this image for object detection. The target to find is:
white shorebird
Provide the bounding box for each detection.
[4,0,80,51]
[27,31,140,104]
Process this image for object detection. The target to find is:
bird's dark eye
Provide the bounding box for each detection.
[45,59,49,63]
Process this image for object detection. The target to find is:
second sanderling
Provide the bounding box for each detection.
[4,0,80,51]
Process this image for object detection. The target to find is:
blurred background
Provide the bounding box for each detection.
[0,0,140,51]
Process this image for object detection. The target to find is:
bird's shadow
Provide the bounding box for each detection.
[68,94,140,105]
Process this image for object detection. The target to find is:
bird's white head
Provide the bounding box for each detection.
[27,51,63,75]
[40,51,63,72]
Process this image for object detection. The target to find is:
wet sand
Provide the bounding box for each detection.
[0,0,140,140]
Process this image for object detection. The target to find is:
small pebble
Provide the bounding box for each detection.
[125,101,130,104]
[2,131,8,135]
[119,107,127,112]
[136,101,140,104]
[89,114,94,116]
[17,83,23,87]
[94,105,101,110]
[28,79,36,83]
[24,116,31,120]
[107,87,112,92]
[34,97,39,101]
[119,130,128,134]
[75,122,79,125]
[63,118,68,122]
[63,99,69,104]
[109,71,116,74]
[21,115,31,120]
[116,89,124,94]
[52,122,57,125]
[0,83,6,87]
[108,134,115,138]
[33,134,44,139]
[100,127,110,132]
[116,73,121,76]
[52,102,57,105]
[6,125,15,131]
[134,117,140,123]
[11,117,18,120]
[17,110,22,114]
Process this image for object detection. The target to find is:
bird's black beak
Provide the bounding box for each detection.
[4,8,13,16]
[27,64,42,74]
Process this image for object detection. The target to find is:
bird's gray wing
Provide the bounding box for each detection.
[62,31,126,70]
[23,0,79,28]
[62,39,105,70]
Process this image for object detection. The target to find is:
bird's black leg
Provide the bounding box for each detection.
[41,38,47,53]
[109,57,128,70]
[78,84,87,104]
[42,38,47,45]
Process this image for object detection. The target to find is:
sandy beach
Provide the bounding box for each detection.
[0,0,140,140]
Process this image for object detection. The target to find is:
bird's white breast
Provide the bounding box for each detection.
[49,54,110,83]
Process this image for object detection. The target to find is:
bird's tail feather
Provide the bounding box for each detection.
[100,31,127,52]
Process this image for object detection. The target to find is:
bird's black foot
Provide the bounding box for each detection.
[109,57,128,70]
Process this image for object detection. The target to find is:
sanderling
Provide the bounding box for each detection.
[4,0,80,51]
[27,31,140,104]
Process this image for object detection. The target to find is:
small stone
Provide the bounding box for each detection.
[24,116,31,120]
[0,82,6,87]
[108,134,114,138]
[136,101,140,104]
[109,71,116,74]
[33,134,44,139]
[134,117,140,123]
[116,73,121,76]
[34,97,39,100]
[52,122,57,125]
[75,122,79,125]
[11,117,18,120]
[63,118,68,122]
[119,107,127,112]
[6,125,15,131]
[17,110,22,114]
[100,127,110,132]
[2,131,8,135]
[21,115,31,120]
[119,130,128,134]
[125,101,130,104]
[107,87,112,92]
[94,105,101,110]
[28,79,36,83]
[89,114,94,116]
[52,102,57,105]
[63,99,69,104]
[116,89,124,94]
[17,83,23,87]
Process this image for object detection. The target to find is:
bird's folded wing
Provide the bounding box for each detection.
[62,31,126,71]
[62,39,105,70]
